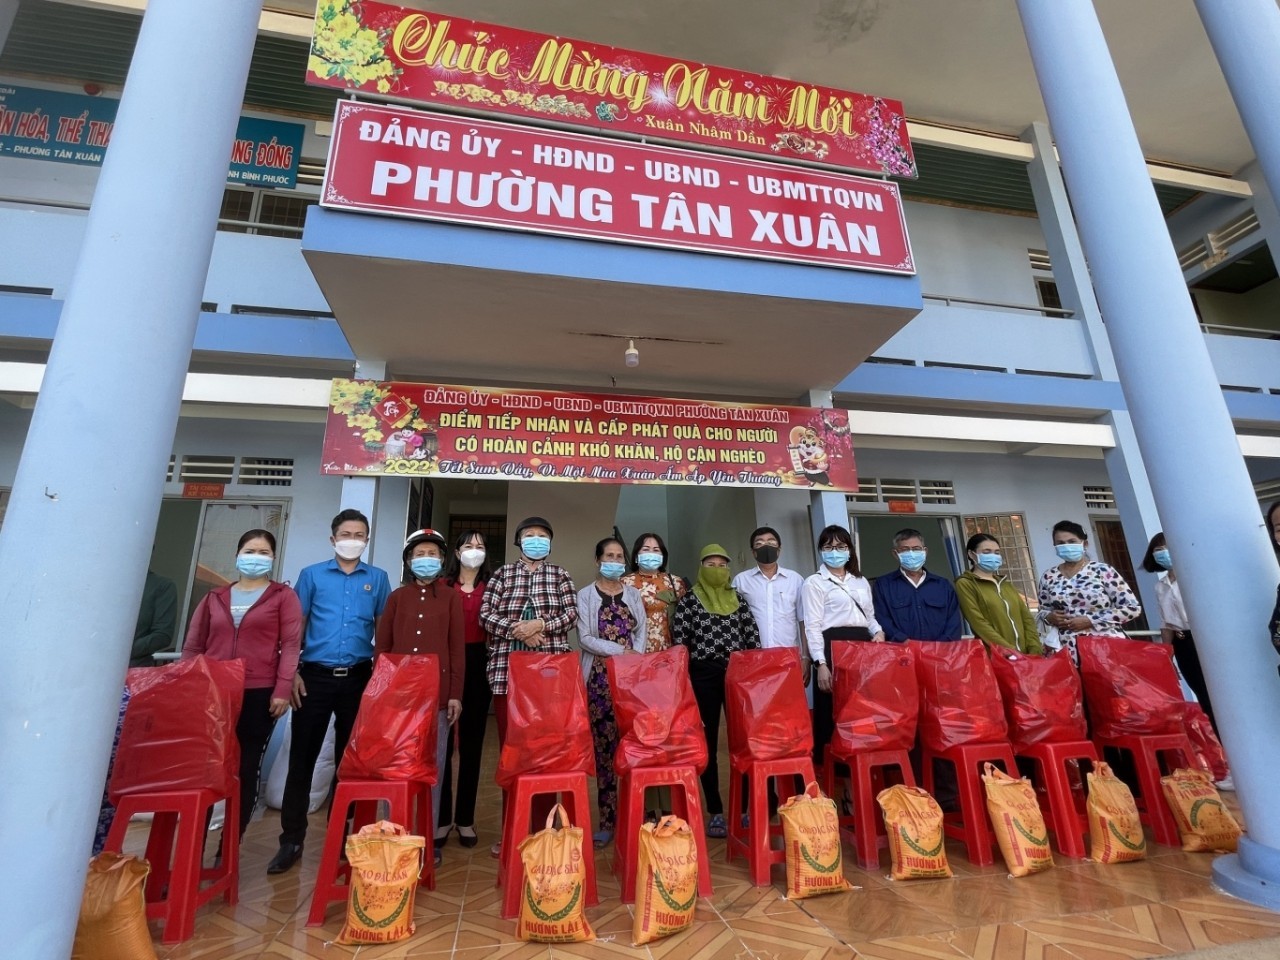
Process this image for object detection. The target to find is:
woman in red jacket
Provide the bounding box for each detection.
[182,528,302,838]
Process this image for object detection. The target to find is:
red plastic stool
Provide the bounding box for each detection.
[1016,740,1098,858]
[1094,733,1195,847]
[497,772,598,920]
[826,747,916,869]
[726,756,815,885]
[307,778,434,927]
[103,785,240,944]
[614,765,713,902]
[921,741,1018,866]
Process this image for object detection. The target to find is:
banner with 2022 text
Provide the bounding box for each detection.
[321,380,857,491]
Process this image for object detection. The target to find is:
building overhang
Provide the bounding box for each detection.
[300,207,922,400]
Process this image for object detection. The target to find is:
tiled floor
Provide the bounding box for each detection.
[118,723,1280,960]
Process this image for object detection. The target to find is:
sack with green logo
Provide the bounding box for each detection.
[877,784,953,880]
[516,804,595,943]
[336,821,424,945]
[778,782,853,899]
[632,816,698,945]
[983,763,1054,877]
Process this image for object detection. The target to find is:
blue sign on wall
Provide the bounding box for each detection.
[0,84,305,189]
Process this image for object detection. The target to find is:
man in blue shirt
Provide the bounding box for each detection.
[268,508,391,874]
[871,528,962,643]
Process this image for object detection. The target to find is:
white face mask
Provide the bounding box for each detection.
[334,538,366,560]
[459,548,486,569]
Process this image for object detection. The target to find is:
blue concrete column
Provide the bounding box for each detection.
[806,390,851,561]
[0,1,18,54]
[1196,0,1280,225]
[1023,121,1162,619]
[1018,1,1280,907]
[0,1,264,955]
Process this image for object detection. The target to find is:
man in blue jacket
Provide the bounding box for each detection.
[871,528,962,643]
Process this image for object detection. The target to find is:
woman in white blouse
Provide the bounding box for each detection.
[803,524,885,766]
[1141,532,1215,733]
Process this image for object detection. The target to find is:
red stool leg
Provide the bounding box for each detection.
[157,794,203,943]
[501,776,535,919]
[726,761,744,864]
[851,754,881,870]
[416,783,436,891]
[616,771,645,901]
[1135,745,1180,846]
[747,764,771,886]
[674,767,713,898]
[561,776,598,907]
[142,810,177,903]
[308,783,354,926]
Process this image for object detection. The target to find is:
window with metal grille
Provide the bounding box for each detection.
[257,193,316,238]
[845,478,956,505]
[219,188,254,232]
[1036,279,1063,312]
[1083,485,1116,509]
[962,513,1039,610]
[179,455,235,483]
[238,457,294,486]
[1255,478,1280,506]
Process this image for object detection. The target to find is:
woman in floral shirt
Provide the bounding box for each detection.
[621,532,687,651]
[577,537,648,848]
[672,543,760,838]
[1037,519,1141,662]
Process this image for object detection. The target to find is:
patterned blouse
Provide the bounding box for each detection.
[597,590,638,651]
[671,590,761,664]
[621,571,686,651]
[1037,560,1141,659]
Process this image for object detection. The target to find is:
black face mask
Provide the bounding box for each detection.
[753,545,780,565]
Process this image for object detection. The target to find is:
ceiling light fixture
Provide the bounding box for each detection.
[624,339,640,367]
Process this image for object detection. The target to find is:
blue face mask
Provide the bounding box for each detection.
[897,549,926,571]
[600,561,626,580]
[236,554,272,579]
[522,536,551,560]
[975,553,1003,572]
[636,552,663,571]
[1153,548,1172,570]
[410,556,443,579]
[1055,543,1085,563]
[821,549,850,569]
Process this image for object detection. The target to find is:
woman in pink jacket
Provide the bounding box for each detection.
[182,529,302,838]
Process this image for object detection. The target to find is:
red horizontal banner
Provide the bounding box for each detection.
[307,0,915,178]
[322,101,915,274]
[321,380,858,492]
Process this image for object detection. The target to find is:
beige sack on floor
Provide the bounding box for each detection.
[778,781,853,899]
[71,852,159,960]
[1160,768,1242,853]
[877,784,953,880]
[982,763,1054,877]
[516,804,595,943]
[632,816,698,945]
[336,821,425,945]
[1087,761,1147,863]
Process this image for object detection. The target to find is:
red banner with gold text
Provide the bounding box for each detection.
[307,0,915,178]
[322,380,857,491]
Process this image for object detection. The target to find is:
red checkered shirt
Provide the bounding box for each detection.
[480,559,579,694]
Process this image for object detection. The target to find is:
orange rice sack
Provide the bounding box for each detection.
[516,805,595,943]
[877,785,953,880]
[1160,768,1242,853]
[982,763,1054,877]
[71,853,158,960]
[632,816,699,946]
[778,782,853,899]
[336,821,425,945]
[1086,761,1147,863]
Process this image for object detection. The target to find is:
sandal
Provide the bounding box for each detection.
[592,829,613,849]
[706,813,728,839]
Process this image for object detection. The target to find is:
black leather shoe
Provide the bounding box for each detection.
[267,842,303,874]
[457,826,478,849]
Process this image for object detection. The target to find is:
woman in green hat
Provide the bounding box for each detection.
[672,543,761,838]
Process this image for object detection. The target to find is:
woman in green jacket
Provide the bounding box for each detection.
[954,532,1043,655]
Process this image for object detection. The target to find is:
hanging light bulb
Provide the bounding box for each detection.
[624,339,640,367]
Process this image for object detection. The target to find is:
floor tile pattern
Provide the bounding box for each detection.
[111,722,1279,959]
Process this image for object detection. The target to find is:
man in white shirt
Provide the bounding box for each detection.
[732,526,805,654]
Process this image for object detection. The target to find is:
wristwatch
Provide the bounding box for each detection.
[814,660,828,669]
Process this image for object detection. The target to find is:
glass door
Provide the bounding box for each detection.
[177,500,289,648]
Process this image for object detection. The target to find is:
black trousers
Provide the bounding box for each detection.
[438,642,492,829]
[811,627,872,767]
[1171,630,1217,734]
[689,658,728,816]
[278,661,372,846]
[236,687,277,837]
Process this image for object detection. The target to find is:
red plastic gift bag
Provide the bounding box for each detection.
[832,642,918,753]
[725,648,813,768]
[608,646,708,775]
[339,653,441,784]
[989,649,1088,750]
[109,656,245,804]
[1077,636,1185,739]
[496,652,594,790]
[914,640,1008,751]
[1183,704,1227,781]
